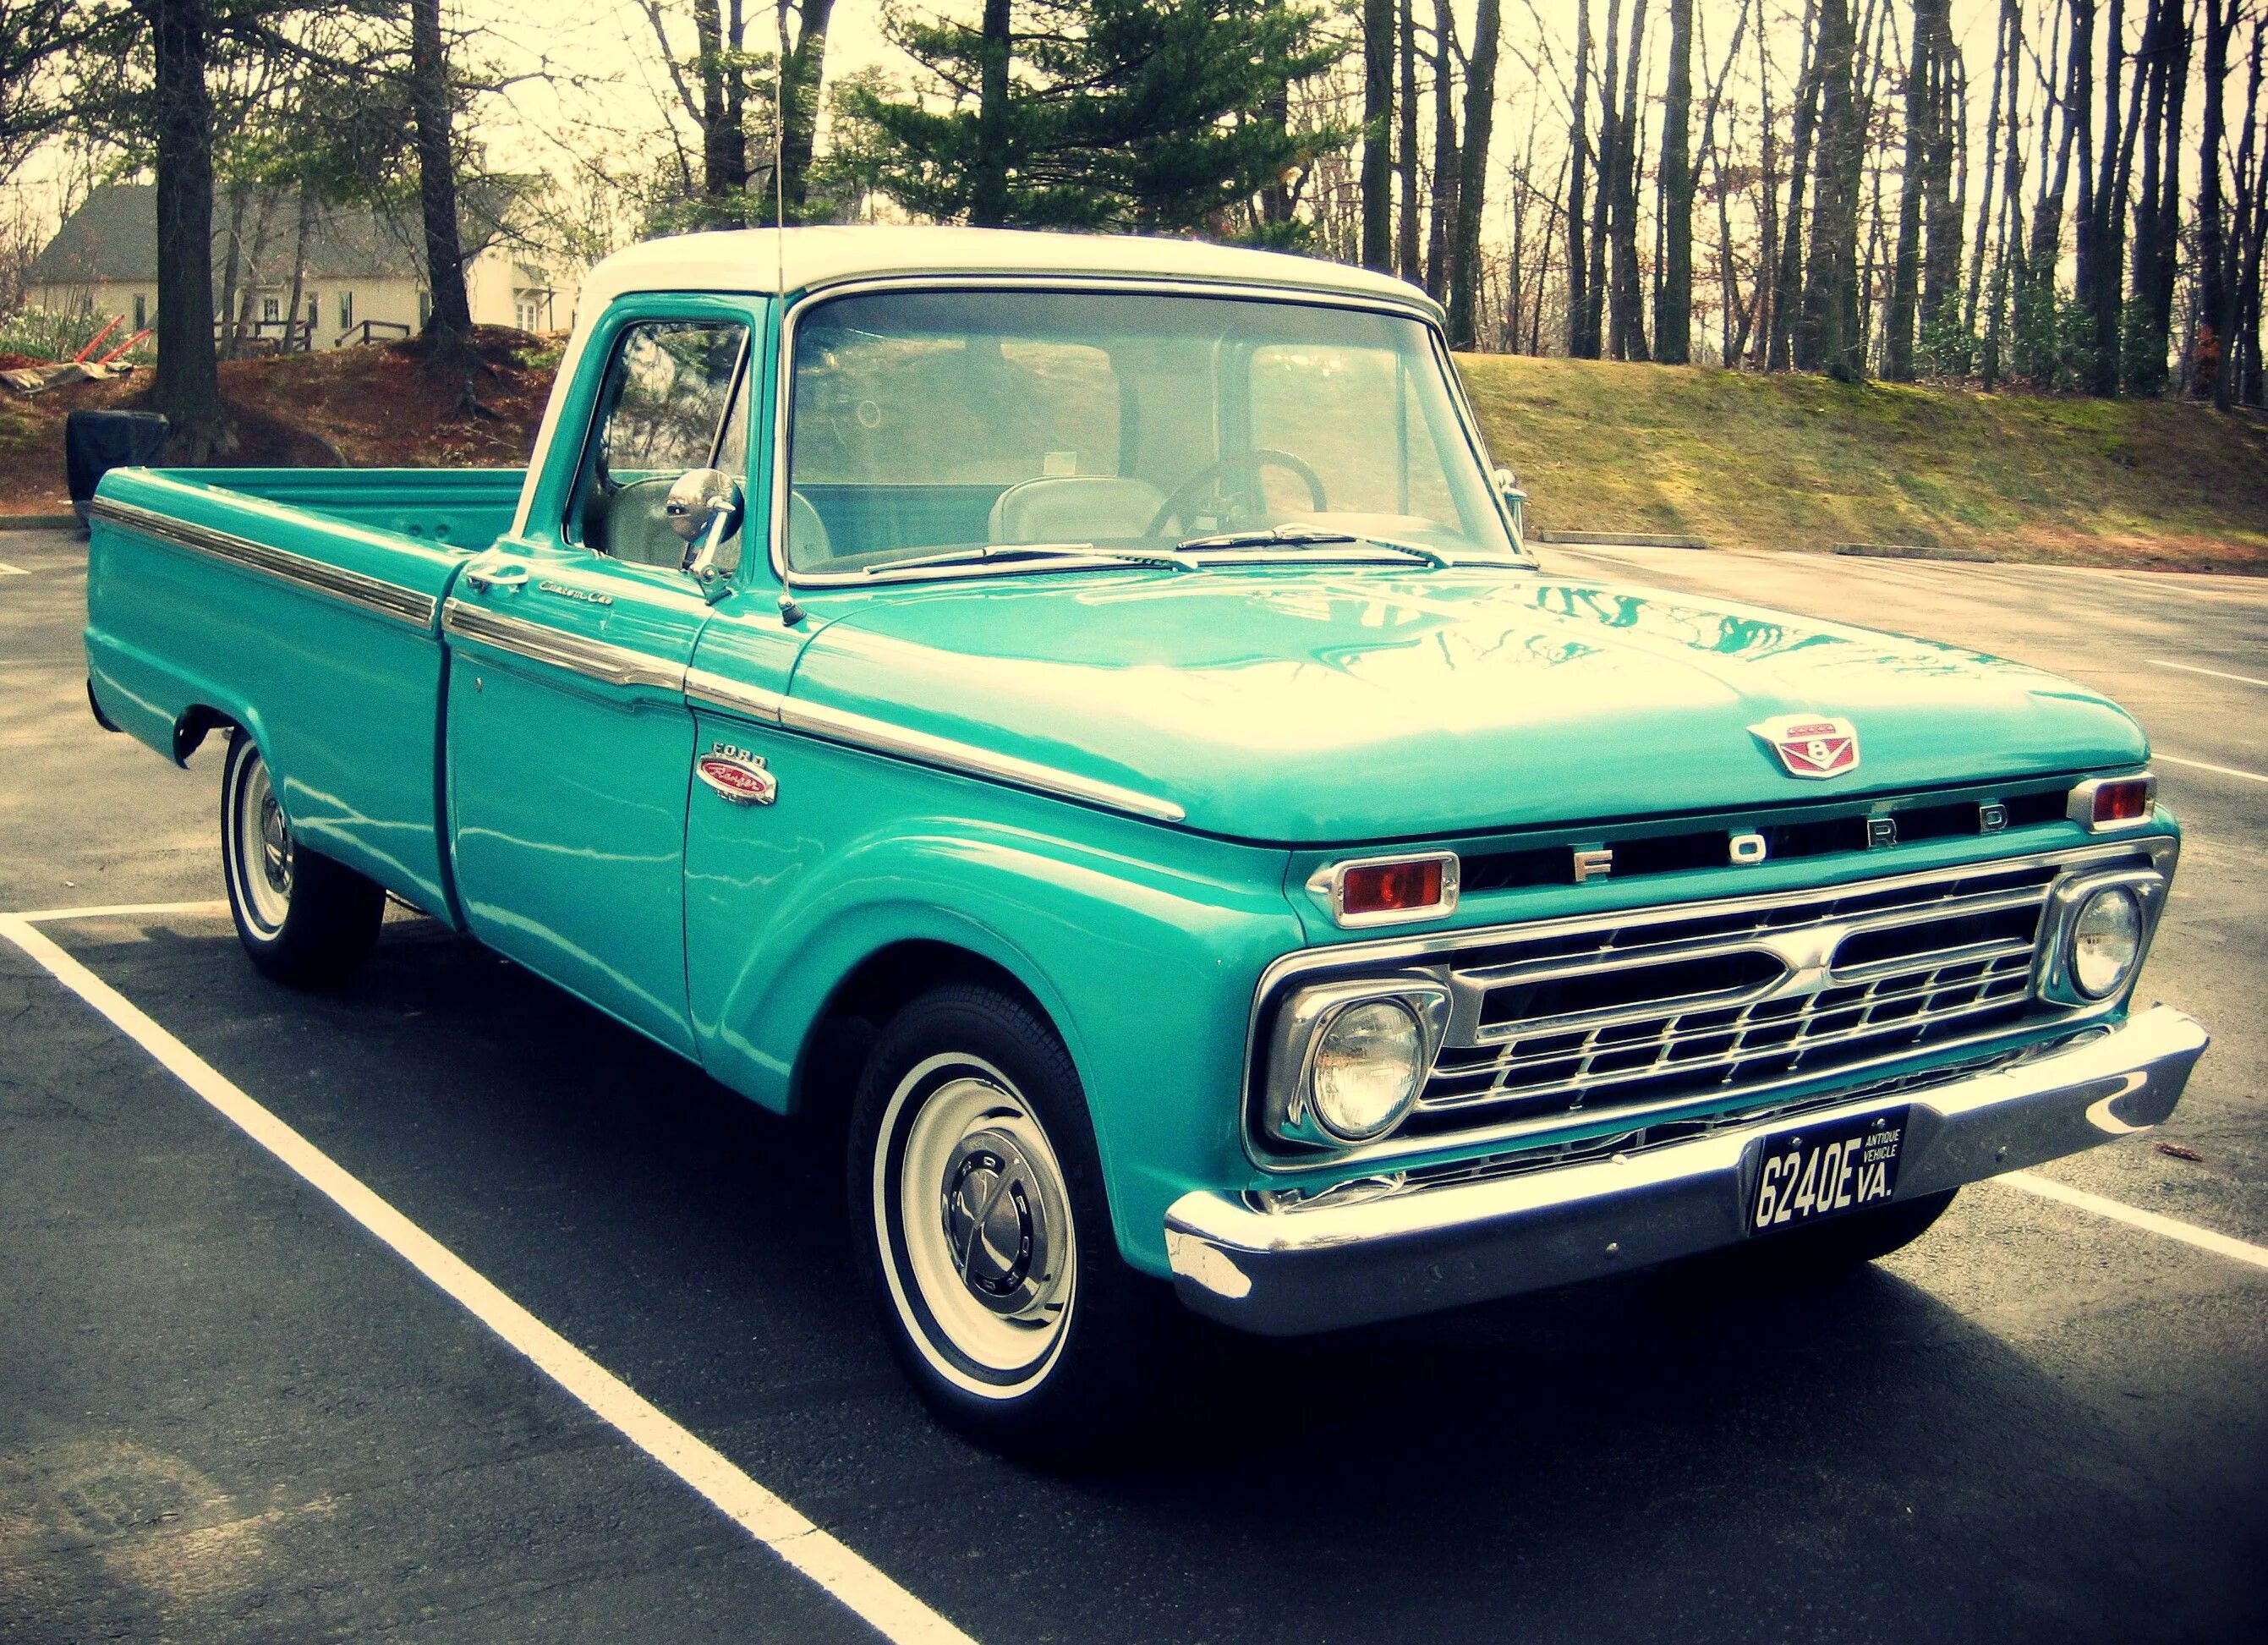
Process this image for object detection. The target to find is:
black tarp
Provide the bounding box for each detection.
[65,409,170,521]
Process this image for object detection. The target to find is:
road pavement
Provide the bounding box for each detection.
[2,525,2261,1642]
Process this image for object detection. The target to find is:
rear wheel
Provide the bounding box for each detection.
[849,984,1163,1459]
[220,731,385,987]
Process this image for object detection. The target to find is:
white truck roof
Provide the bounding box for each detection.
[578,225,1442,322]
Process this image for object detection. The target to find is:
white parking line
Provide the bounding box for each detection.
[2148,658,2268,689]
[1996,1172,2268,1273]
[15,899,230,924]
[2157,754,2268,786]
[0,908,977,1645]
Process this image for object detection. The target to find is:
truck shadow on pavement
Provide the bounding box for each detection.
[47,912,2264,1645]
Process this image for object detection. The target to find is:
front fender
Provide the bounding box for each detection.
[683,733,1301,1272]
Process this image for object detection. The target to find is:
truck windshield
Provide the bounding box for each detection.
[784,288,1520,577]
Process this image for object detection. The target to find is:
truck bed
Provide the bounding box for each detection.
[85,466,525,920]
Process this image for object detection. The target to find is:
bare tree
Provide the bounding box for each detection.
[1655,0,1694,361]
[1363,0,1394,270]
[1796,0,1863,378]
[1565,0,1593,354]
[1449,0,1501,344]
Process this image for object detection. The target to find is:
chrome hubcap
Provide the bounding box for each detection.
[258,791,293,897]
[883,1064,1076,1392]
[941,1127,1056,1318]
[233,750,293,935]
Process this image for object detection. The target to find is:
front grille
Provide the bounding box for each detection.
[1400,858,2068,1140]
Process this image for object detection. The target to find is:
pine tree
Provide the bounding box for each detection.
[838,1,1343,236]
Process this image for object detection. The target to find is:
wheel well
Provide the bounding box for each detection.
[173,704,237,766]
[791,940,1051,1123]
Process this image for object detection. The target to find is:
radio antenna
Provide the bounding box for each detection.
[773,3,791,294]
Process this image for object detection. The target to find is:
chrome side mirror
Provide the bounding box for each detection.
[1493,465,1527,546]
[666,467,742,602]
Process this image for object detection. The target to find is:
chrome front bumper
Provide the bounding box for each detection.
[1164,1006,2209,1335]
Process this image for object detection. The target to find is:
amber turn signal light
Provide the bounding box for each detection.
[1308,851,1461,927]
[2068,773,2157,832]
[1342,858,1442,916]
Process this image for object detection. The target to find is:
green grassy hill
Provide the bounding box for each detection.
[1457,354,2268,573]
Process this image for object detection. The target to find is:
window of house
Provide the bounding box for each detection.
[261,296,280,323]
[418,290,430,326]
[339,291,353,331]
[132,293,145,330]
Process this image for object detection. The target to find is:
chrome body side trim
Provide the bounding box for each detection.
[440,598,686,692]
[685,667,786,724]
[89,495,438,628]
[774,696,1188,823]
[1169,1005,2210,1335]
[1242,836,2180,1173]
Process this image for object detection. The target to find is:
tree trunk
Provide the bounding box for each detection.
[2128,0,2188,393]
[150,0,227,458]
[970,0,1011,226]
[1980,0,2025,387]
[1918,1,1964,357]
[229,187,278,359]
[1565,0,1593,354]
[1586,0,1621,354]
[2194,0,2234,397]
[1655,0,1694,362]
[1608,0,1650,361]
[409,0,474,354]
[1448,0,1500,346]
[285,187,315,352]
[1770,0,1824,370]
[1885,0,1941,379]
[1797,0,1863,379]
[1398,0,1421,279]
[215,179,246,365]
[2237,19,2268,405]
[780,0,836,215]
[2215,6,2262,408]
[1964,0,2011,341]
[1751,3,1778,365]
[1701,0,1752,367]
[1424,0,1458,302]
[1362,0,1394,271]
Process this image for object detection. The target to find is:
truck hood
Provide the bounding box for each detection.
[787,568,2146,842]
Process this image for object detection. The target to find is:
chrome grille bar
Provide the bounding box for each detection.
[1243,838,2179,1173]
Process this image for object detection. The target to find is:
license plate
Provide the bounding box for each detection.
[1747,1107,1909,1236]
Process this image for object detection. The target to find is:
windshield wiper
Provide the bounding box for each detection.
[1175,524,1358,552]
[1175,523,1458,568]
[868,541,1196,575]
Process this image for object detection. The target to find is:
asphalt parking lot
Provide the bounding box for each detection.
[3,523,2263,1642]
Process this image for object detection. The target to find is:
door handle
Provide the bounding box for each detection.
[465,564,530,594]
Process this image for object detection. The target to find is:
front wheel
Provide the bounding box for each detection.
[220,731,385,988]
[849,984,1163,1459]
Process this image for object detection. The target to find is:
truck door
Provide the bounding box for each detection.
[443,310,753,1055]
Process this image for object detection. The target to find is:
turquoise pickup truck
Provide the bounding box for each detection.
[86,228,2208,1452]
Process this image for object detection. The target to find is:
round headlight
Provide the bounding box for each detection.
[1309,999,1425,1141]
[2070,886,2143,998]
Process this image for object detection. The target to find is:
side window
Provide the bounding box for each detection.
[569,319,749,568]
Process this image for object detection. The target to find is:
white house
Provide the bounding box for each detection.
[20,183,582,351]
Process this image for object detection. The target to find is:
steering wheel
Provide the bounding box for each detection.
[1145,448,1328,538]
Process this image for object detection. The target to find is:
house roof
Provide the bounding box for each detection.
[580,225,1444,322]
[25,182,525,288]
